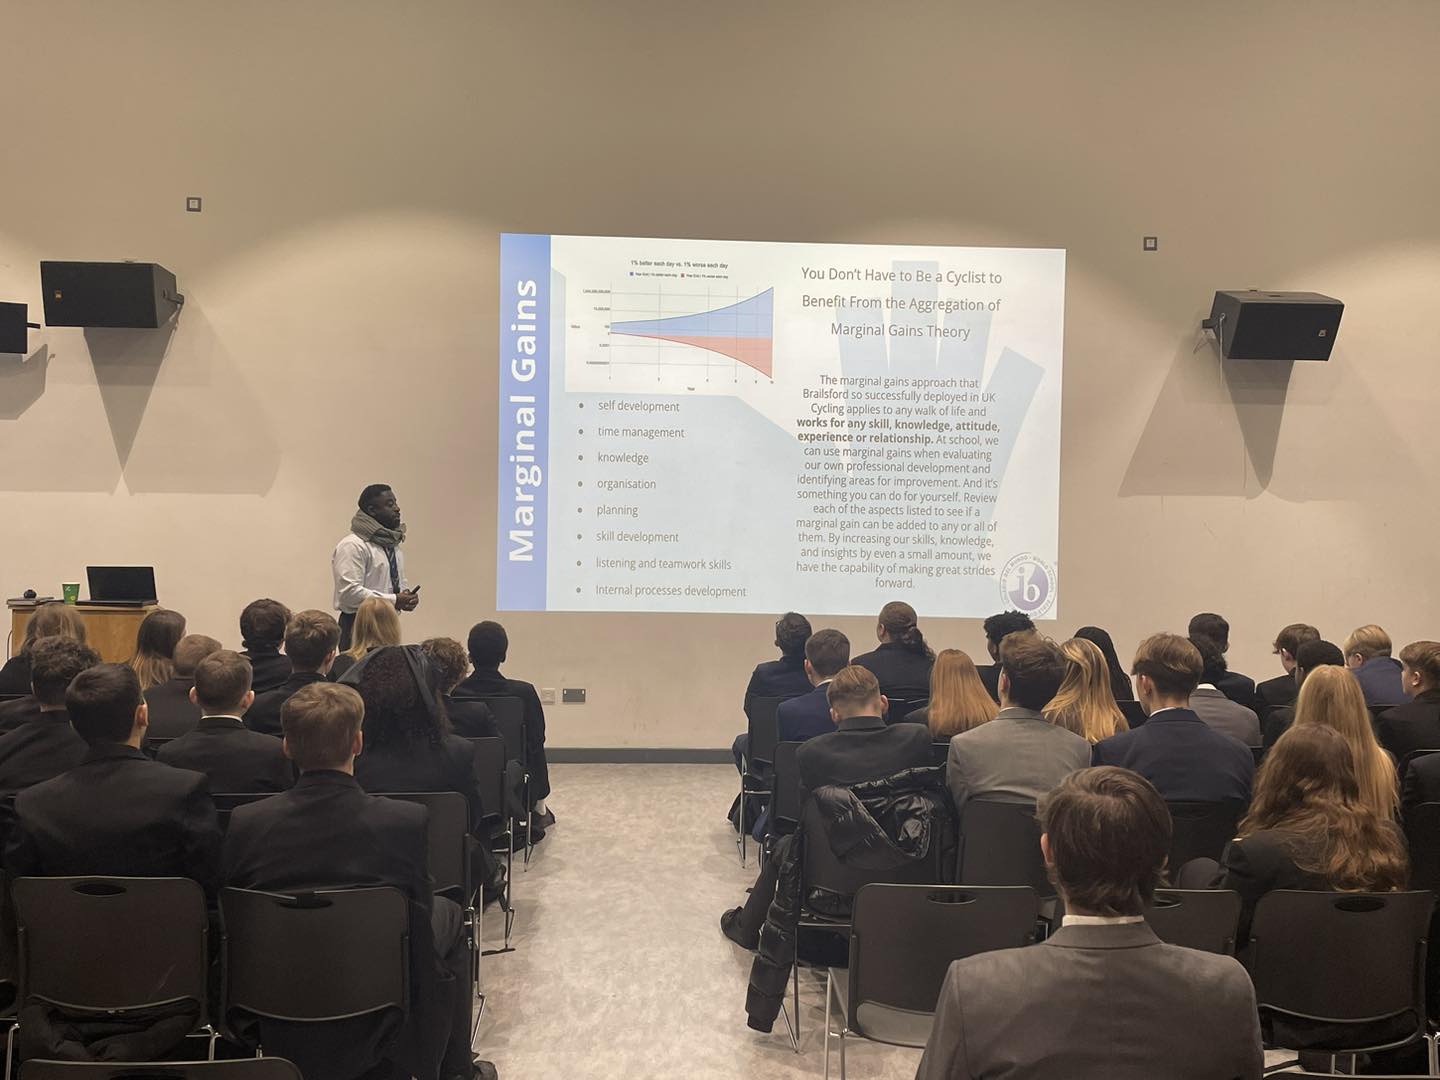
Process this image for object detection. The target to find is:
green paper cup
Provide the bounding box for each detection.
[61,583,80,605]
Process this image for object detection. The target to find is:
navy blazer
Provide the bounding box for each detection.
[1092,708,1254,803]
[776,681,834,743]
[1355,656,1406,707]
[743,655,812,713]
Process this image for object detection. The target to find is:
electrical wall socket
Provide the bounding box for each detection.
[539,687,556,704]
[562,688,586,704]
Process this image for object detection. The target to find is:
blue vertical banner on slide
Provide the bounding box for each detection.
[496,233,550,611]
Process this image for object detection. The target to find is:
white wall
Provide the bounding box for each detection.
[3,0,1439,746]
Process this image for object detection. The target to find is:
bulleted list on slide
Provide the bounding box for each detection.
[497,233,1065,620]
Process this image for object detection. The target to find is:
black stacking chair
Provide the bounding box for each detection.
[956,799,1051,898]
[7,877,216,1080]
[738,696,784,867]
[1245,890,1434,1071]
[474,696,532,865]
[220,887,409,1080]
[21,1061,303,1080]
[1145,889,1242,955]
[929,741,950,767]
[1167,800,1246,870]
[823,884,1037,1078]
[211,792,273,835]
[767,741,804,845]
[470,737,515,950]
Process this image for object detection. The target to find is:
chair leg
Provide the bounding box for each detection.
[824,969,833,1080]
[792,957,801,1050]
[504,837,515,948]
[4,1020,18,1080]
[522,777,533,868]
[1428,1031,1439,1077]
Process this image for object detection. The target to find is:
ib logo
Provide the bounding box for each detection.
[1000,553,1056,618]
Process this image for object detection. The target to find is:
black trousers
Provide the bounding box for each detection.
[338,611,356,653]
[431,896,473,1079]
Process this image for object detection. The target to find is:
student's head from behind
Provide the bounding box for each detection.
[285,610,341,674]
[421,637,471,695]
[1294,639,1345,685]
[1246,724,1361,829]
[21,602,88,656]
[467,620,509,669]
[282,682,365,772]
[133,608,186,660]
[347,596,403,658]
[1187,613,1230,653]
[997,631,1067,711]
[358,483,402,529]
[173,634,224,678]
[1273,623,1321,673]
[1400,641,1440,699]
[240,598,291,651]
[982,610,1035,660]
[926,648,999,739]
[65,663,146,745]
[1294,664,1371,742]
[877,601,932,657]
[1038,767,1171,917]
[803,629,850,685]
[191,650,255,716]
[355,645,446,749]
[774,612,812,658]
[29,637,102,709]
[1343,624,1392,669]
[1130,633,1203,710]
[1188,634,1229,684]
[826,664,884,723]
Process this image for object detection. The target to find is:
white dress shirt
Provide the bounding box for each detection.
[332,532,407,614]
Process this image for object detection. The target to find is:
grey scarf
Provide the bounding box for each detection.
[351,510,406,548]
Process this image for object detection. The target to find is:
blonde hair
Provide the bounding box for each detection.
[1047,638,1129,743]
[22,603,88,653]
[1344,624,1393,661]
[925,649,998,738]
[344,596,402,659]
[1294,665,1398,819]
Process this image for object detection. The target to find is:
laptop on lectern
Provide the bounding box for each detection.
[81,566,158,607]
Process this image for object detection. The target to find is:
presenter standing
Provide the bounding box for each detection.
[332,484,419,650]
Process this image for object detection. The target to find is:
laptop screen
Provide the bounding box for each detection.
[86,566,158,603]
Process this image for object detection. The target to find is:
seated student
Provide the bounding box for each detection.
[732,612,814,771]
[720,665,933,950]
[3,664,221,892]
[239,598,293,693]
[1377,640,1440,769]
[422,636,497,739]
[246,610,340,736]
[328,595,402,683]
[776,629,849,743]
[221,683,487,1080]
[1187,635,1262,746]
[454,621,553,832]
[0,602,89,705]
[1187,612,1257,710]
[158,650,294,793]
[908,648,998,738]
[1293,665,1399,820]
[1262,638,1345,748]
[0,637,100,793]
[1044,638,1125,743]
[852,601,935,705]
[128,608,187,693]
[975,610,1035,702]
[948,631,1090,812]
[1344,623,1406,706]
[144,633,223,742]
[1074,625,1134,701]
[1256,622,1320,719]
[916,768,1263,1080]
[1213,724,1408,946]
[1092,634,1254,803]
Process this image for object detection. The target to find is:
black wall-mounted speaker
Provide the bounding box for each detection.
[40,261,183,329]
[0,302,31,354]
[1206,290,1343,361]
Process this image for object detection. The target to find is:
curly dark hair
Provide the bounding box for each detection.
[421,637,470,694]
[983,610,1035,647]
[355,646,449,749]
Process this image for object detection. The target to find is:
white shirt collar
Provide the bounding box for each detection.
[1195,683,1218,692]
[1061,914,1146,927]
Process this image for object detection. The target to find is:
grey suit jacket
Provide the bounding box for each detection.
[1190,687,1262,747]
[915,922,1262,1080]
[946,708,1091,811]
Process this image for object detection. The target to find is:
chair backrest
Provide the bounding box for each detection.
[378,791,468,899]
[221,886,409,1023]
[1167,800,1246,869]
[211,792,274,834]
[885,698,921,725]
[801,802,943,899]
[770,741,803,831]
[956,799,1051,897]
[1145,889,1243,955]
[21,1059,305,1080]
[745,696,784,765]
[1404,802,1440,896]
[1400,748,1440,778]
[471,696,527,766]
[469,736,508,823]
[1247,890,1432,1029]
[929,741,950,767]
[1117,699,1147,729]
[846,884,1037,1027]
[13,877,208,1015]
[1250,744,1267,767]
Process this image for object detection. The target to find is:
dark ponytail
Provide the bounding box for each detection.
[879,601,933,660]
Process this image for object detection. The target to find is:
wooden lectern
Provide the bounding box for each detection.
[9,605,156,663]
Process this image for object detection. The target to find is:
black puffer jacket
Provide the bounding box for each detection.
[744,765,956,1032]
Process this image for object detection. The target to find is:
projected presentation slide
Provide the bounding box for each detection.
[497,233,1064,619]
